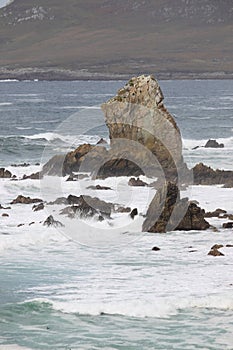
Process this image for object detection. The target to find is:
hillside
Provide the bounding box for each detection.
[0,0,232,79]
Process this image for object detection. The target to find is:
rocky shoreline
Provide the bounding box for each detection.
[0,68,233,81]
[1,74,232,242]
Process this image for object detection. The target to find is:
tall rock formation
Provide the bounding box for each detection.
[101,75,187,180]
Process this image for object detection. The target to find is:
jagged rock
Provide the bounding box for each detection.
[101,75,188,181]
[66,173,89,181]
[32,203,44,211]
[0,168,12,178]
[223,222,233,229]
[43,215,64,227]
[67,194,113,218]
[211,244,224,250]
[47,197,68,205]
[130,208,138,219]
[22,172,40,180]
[96,138,107,145]
[87,184,112,190]
[204,139,224,148]
[208,249,224,256]
[62,144,107,176]
[205,208,227,218]
[11,195,43,205]
[115,206,131,213]
[41,154,65,176]
[142,182,210,233]
[193,163,233,186]
[11,163,30,167]
[128,177,148,187]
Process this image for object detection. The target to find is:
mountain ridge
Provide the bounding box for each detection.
[0,0,232,80]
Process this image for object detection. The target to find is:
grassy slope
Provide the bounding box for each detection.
[0,0,232,76]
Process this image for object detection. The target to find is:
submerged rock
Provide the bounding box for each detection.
[223,222,233,229]
[128,177,148,187]
[43,215,64,227]
[142,182,210,233]
[130,208,138,219]
[208,248,224,256]
[205,208,227,218]
[32,203,44,211]
[204,139,224,148]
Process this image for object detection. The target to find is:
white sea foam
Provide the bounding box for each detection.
[0,102,12,106]
[25,294,233,319]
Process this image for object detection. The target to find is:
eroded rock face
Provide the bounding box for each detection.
[193,163,233,186]
[101,75,187,180]
[142,182,210,233]
[0,168,12,178]
[10,195,43,205]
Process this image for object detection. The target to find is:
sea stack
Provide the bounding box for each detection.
[101,75,187,180]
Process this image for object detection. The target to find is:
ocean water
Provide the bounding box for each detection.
[0,79,233,350]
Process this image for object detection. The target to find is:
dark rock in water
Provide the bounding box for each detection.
[41,154,66,176]
[211,244,224,250]
[96,138,107,145]
[226,244,233,247]
[223,179,233,188]
[2,213,9,217]
[47,197,68,205]
[223,222,233,229]
[152,246,160,251]
[128,177,148,187]
[204,139,224,148]
[87,184,112,190]
[130,208,138,219]
[193,163,233,186]
[0,168,12,178]
[62,143,107,176]
[29,222,35,226]
[142,182,210,233]
[11,195,43,205]
[97,158,144,179]
[17,223,24,227]
[115,206,131,213]
[0,204,11,210]
[192,145,200,150]
[208,249,224,256]
[22,172,40,180]
[205,208,227,218]
[11,162,30,167]
[43,215,64,227]
[32,203,44,211]
[65,195,114,219]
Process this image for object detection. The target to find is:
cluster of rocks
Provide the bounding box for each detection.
[2,74,232,237]
[208,244,233,257]
[193,139,224,150]
[142,182,210,233]
[193,163,233,187]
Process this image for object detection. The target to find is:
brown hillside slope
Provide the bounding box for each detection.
[0,0,232,79]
